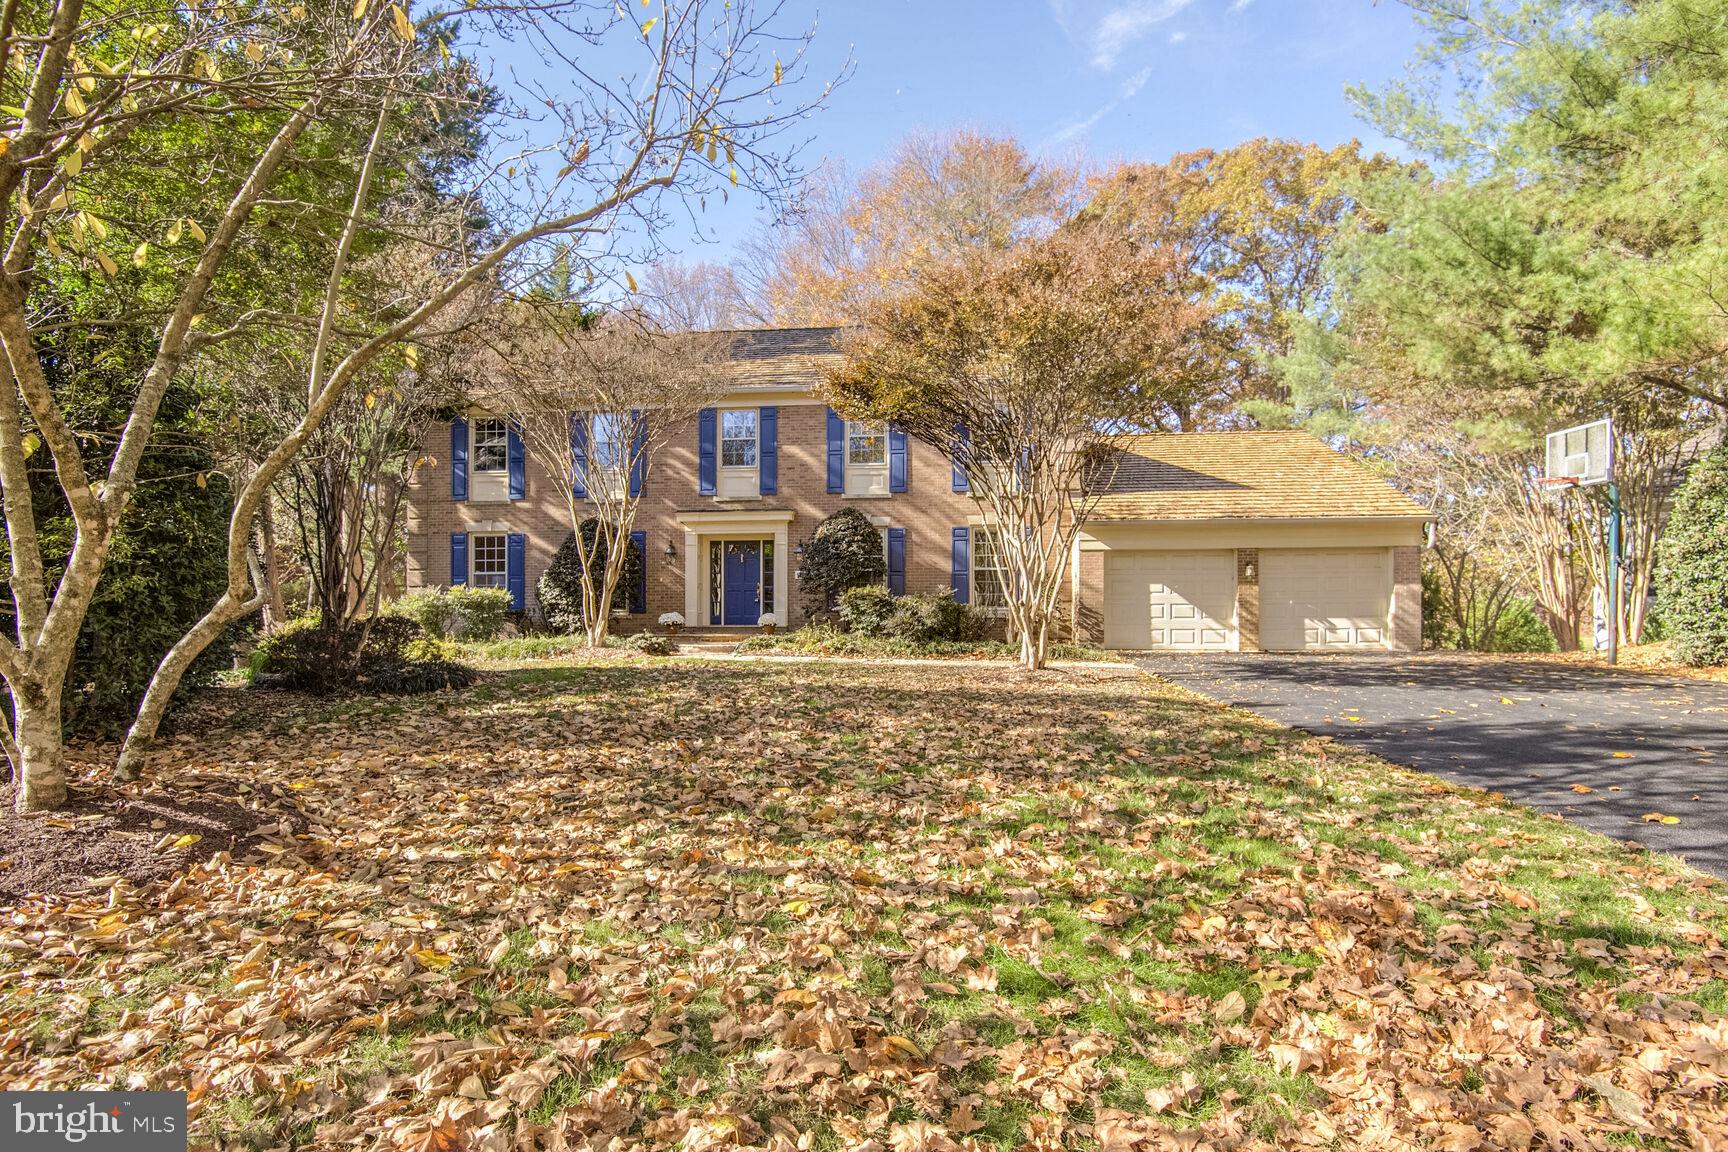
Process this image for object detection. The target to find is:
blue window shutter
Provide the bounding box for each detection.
[506,533,526,611]
[889,424,909,493]
[698,407,717,496]
[507,425,526,500]
[759,406,778,495]
[826,408,844,494]
[450,532,468,586]
[569,412,588,499]
[887,527,907,597]
[630,530,648,613]
[450,418,469,501]
[951,527,970,605]
[952,423,970,493]
[629,410,647,497]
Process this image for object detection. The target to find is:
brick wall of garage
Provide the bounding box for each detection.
[1391,544,1421,653]
[1235,548,1260,651]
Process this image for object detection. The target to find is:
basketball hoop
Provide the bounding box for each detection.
[1540,416,1622,664]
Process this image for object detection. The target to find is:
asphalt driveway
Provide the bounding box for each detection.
[1138,653,1728,876]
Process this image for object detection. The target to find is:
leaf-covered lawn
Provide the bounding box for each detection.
[4,657,1726,1151]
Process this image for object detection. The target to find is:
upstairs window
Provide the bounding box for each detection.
[473,419,508,474]
[589,412,627,495]
[721,410,759,468]
[847,421,887,467]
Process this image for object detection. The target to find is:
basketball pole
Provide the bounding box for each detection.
[1607,481,1621,667]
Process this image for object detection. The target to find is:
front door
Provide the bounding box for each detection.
[721,541,762,625]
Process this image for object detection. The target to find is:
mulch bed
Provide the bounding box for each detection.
[0,770,302,904]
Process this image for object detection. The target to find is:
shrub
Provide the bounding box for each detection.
[253,615,475,695]
[391,586,513,641]
[838,586,983,642]
[1656,446,1728,666]
[798,508,888,613]
[1,357,232,737]
[838,586,897,636]
[886,588,983,642]
[1488,600,1558,653]
[1420,566,1457,650]
[538,521,645,633]
[621,632,674,656]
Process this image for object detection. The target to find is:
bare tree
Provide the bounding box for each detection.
[828,222,1207,670]
[0,0,834,805]
[737,131,1080,325]
[468,311,730,646]
[643,260,750,331]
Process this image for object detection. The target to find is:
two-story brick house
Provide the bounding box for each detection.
[404,326,1432,650]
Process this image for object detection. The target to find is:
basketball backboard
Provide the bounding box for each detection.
[1543,418,1613,488]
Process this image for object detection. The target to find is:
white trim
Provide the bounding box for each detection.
[675,509,796,526]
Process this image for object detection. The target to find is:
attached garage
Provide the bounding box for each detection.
[1259,549,1391,651]
[1103,550,1235,650]
[1075,431,1432,653]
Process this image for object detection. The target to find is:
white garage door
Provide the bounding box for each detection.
[1260,550,1392,651]
[1103,550,1236,650]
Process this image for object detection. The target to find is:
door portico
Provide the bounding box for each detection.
[675,509,794,626]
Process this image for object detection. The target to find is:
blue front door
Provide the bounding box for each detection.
[722,542,762,625]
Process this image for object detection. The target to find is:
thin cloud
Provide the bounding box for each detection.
[1090,0,1196,70]
[1042,65,1155,147]
[1168,30,1189,44]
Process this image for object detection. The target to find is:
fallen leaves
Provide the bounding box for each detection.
[1643,811,1682,824]
[2,657,1725,1152]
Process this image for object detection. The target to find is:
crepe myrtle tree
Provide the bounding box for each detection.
[827,222,1205,669]
[467,311,731,647]
[0,0,834,806]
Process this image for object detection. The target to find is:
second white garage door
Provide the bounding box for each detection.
[1103,550,1236,650]
[1260,549,1391,651]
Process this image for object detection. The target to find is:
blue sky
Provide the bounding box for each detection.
[668,0,1426,262]
[479,1,1428,268]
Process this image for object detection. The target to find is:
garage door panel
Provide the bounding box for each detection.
[1104,551,1235,651]
[1262,550,1391,652]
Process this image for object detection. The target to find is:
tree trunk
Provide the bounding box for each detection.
[13,686,66,810]
[258,493,288,632]
[115,591,257,780]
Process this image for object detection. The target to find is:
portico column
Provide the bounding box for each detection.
[774,525,790,623]
[684,528,702,622]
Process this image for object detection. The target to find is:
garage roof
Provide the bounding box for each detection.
[1089,431,1430,521]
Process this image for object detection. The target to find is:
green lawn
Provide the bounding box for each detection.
[3,656,1724,1150]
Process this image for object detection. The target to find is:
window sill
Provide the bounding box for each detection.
[843,492,895,501]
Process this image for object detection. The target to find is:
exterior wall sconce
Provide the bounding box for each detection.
[1243,562,1255,579]
[664,541,677,559]
[793,543,806,557]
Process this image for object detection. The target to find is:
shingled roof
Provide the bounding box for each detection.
[1088,431,1430,521]
[716,326,844,390]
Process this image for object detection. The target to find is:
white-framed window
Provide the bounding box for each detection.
[473,418,508,474]
[721,409,759,468]
[847,421,887,466]
[589,411,627,496]
[972,528,1008,610]
[471,532,508,589]
[846,420,889,496]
